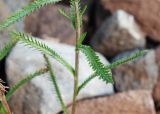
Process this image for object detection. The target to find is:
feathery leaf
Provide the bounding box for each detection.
[78,50,148,93]
[70,0,82,29]
[107,50,148,69]
[70,0,76,29]
[79,45,113,83]
[11,32,75,76]
[78,32,87,45]
[0,0,61,29]
[80,5,87,17]
[6,68,48,100]
[0,39,18,61]
[43,54,68,114]
[59,8,71,20]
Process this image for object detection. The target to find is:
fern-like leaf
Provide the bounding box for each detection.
[78,50,148,93]
[70,0,76,29]
[0,0,61,29]
[11,32,75,76]
[6,67,48,100]
[59,8,71,20]
[43,54,68,114]
[80,5,87,17]
[107,50,148,69]
[79,45,113,83]
[78,32,87,45]
[0,39,18,61]
[70,0,82,29]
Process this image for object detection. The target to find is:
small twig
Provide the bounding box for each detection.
[0,79,12,114]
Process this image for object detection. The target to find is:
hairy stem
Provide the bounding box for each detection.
[0,39,18,61]
[71,0,81,114]
[43,55,69,114]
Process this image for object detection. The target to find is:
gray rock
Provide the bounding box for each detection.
[112,49,158,92]
[0,2,10,49]
[0,0,29,49]
[152,81,160,110]
[91,10,146,57]
[0,31,10,50]
[0,0,30,31]
[6,38,114,114]
[97,0,160,42]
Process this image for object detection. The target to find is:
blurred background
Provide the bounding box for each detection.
[0,0,160,114]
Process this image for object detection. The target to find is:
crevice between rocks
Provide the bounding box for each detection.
[0,58,9,87]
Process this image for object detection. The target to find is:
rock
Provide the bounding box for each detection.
[0,32,10,50]
[112,49,158,92]
[25,0,94,45]
[0,1,18,48]
[153,81,160,110]
[6,38,114,114]
[0,1,10,21]
[68,90,156,114]
[97,0,160,42]
[152,46,160,110]
[91,10,145,57]
[0,0,30,81]
[24,4,76,45]
[0,0,30,49]
[0,0,30,31]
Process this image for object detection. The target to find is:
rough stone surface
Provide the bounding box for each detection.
[0,0,29,31]
[0,0,29,81]
[91,10,145,57]
[0,1,10,21]
[153,81,160,110]
[97,0,160,42]
[25,4,76,45]
[6,38,114,114]
[68,90,156,114]
[0,0,29,49]
[0,32,10,50]
[9,83,43,114]
[112,49,158,92]
[153,46,160,110]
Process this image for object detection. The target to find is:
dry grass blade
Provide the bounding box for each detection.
[0,79,12,114]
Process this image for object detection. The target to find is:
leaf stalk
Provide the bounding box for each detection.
[71,0,81,114]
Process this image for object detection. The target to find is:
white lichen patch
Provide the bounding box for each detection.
[116,10,145,40]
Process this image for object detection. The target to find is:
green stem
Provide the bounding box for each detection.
[44,55,69,114]
[71,0,81,114]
